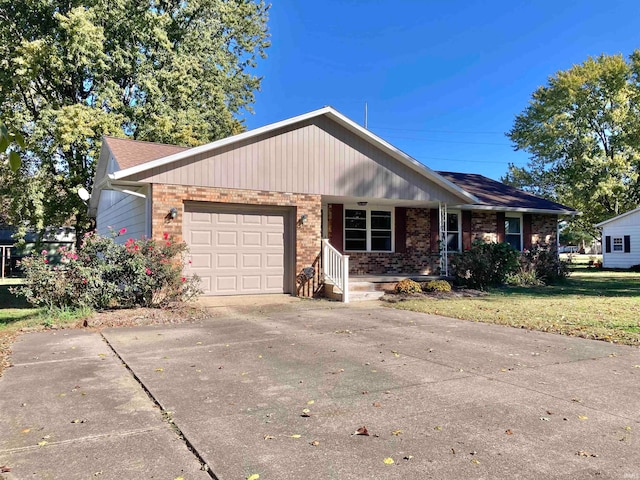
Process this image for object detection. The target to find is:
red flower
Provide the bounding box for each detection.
[181,277,186,282]
[44,259,49,264]
[145,268,152,275]
[166,241,171,246]
[163,232,169,240]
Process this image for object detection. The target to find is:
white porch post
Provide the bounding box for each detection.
[439,202,448,277]
[342,255,349,303]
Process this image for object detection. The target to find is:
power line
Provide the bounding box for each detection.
[371,125,506,135]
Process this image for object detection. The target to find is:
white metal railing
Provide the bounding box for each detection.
[322,239,350,303]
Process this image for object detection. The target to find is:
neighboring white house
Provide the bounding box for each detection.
[595,207,640,269]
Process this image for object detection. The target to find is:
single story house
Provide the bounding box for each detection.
[88,107,576,299]
[595,207,640,269]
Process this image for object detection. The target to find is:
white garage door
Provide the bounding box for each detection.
[183,206,286,295]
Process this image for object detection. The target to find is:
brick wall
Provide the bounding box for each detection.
[531,214,558,250]
[151,184,322,296]
[327,206,440,275]
[471,212,498,243]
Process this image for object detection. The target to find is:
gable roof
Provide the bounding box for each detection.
[595,206,640,227]
[437,171,577,215]
[102,136,189,170]
[104,106,477,204]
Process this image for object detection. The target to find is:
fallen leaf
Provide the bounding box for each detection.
[306,400,315,405]
[624,426,632,431]
[241,372,249,376]
[505,429,513,435]
[576,450,598,458]
[633,365,640,368]
[578,415,588,421]
[247,475,260,480]
[392,429,402,436]
[540,417,551,422]
[383,457,394,465]
[21,428,30,433]
[93,471,103,476]
[354,426,370,436]
[310,440,320,446]
[196,342,202,345]
[373,402,382,408]
[263,435,275,440]
[37,441,48,446]
[290,434,301,439]
[0,466,11,473]
[403,455,413,461]
[434,425,443,431]
[471,458,480,465]
[98,353,106,357]
[155,368,164,372]
[301,408,311,417]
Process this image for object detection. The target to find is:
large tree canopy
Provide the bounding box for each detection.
[0,0,269,239]
[504,52,640,237]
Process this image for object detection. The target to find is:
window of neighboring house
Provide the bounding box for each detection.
[344,207,393,252]
[505,216,522,251]
[445,212,461,252]
[613,237,624,252]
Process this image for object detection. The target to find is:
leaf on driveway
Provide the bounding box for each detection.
[383,457,394,465]
[247,475,260,480]
[372,402,382,408]
[353,426,370,436]
[21,428,30,433]
[471,458,480,465]
[155,368,164,372]
[540,417,551,422]
[301,408,311,417]
[578,415,588,421]
[37,441,48,447]
[263,435,275,440]
[434,425,443,431]
[306,400,315,405]
[576,450,598,457]
[290,434,301,439]
[392,430,402,436]
[0,465,11,473]
[310,440,320,446]
[505,429,513,435]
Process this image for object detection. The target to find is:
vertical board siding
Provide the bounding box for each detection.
[130,118,464,203]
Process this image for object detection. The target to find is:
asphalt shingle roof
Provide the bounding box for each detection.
[437,171,576,213]
[103,136,189,170]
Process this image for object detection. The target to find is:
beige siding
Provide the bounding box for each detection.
[128,118,462,203]
[96,190,148,243]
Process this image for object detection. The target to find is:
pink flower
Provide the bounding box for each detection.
[145,268,152,275]
[163,232,169,240]
[41,250,47,255]
[181,277,186,282]
[166,241,171,246]
[119,227,127,235]
[44,259,49,264]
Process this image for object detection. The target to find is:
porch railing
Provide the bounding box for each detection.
[322,239,349,303]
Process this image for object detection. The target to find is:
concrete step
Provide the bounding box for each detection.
[348,289,385,302]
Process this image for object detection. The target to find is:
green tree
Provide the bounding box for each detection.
[0,0,270,238]
[504,53,640,238]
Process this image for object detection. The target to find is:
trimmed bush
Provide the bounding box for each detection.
[450,241,520,290]
[14,229,200,309]
[519,246,569,284]
[394,279,422,294]
[422,279,452,293]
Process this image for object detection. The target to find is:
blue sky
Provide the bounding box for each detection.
[241,0,640,180]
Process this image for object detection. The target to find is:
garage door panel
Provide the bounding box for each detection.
[190,230,212,246]
[190,253,212,269]
[216,231,238,246]
[242,231,262,247]
[184,207,287,296]
[216,253,237,269]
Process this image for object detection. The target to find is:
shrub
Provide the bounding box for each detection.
[14,230,200,309]
[519,246,569,284]
[450,241,520,290]
[422,279,452,292]
[394,279,422,294]
[505,270,544,287]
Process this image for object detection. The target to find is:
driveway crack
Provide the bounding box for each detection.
[100,332,219,480]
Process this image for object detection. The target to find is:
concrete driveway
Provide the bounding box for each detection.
[1,301,639,479]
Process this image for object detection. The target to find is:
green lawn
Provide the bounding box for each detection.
[389,268,640,345]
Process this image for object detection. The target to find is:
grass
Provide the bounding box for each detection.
[389,264,640,345]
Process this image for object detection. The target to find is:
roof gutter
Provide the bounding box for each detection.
[455,204,579,216]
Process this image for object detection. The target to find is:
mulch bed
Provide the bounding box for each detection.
[380,287,487,303]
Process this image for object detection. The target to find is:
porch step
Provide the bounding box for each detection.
[326,275,446,303]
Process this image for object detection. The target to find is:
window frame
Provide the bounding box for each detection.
[612,236,624,252]
[444,210,462,253]
[343,205,394,253]
[505,214,523,251]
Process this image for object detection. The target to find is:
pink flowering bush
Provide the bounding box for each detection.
[15,229,200,309]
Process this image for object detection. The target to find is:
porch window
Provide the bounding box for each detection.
[445,212,461,252]
[505,216,522,251]
[344,207,393,252]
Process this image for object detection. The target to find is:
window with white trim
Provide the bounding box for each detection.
[344,207,393,252]
[445,211,461,252]
[505,216,522,251]
[613,237,624,252]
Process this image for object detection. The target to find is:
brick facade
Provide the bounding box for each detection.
[327,206,559,275]
[151,184,322,296]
